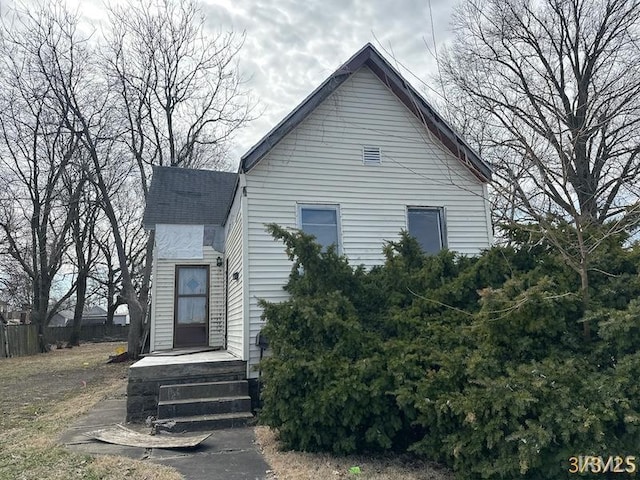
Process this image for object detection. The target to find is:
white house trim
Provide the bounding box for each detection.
[241,175,251,365]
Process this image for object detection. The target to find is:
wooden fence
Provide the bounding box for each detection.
[0,324,129,358]
[45,324,129,344]
[0,324,39,358]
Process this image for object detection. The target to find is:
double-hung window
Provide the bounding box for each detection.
[298,204,341,252]
[407,207,446,254]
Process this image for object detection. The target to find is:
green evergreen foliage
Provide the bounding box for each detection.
[259,224,640,479]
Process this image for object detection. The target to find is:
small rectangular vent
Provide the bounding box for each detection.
[363,146,381,165]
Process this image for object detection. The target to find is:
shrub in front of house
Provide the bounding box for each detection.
[258,224,640,479]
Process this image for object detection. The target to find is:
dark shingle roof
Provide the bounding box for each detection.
[240,43,492,182]
[143,166,238,228]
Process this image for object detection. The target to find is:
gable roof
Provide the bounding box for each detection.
[143,166,238,228]
[83,306,107,317]
[240,43,491,182]
[54,309,75,320]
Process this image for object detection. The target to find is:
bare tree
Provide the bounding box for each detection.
[62,162,101,346]
[0,0,253,357]
[91,221,126,326]
[0,6,83,342]
[0,255,33,310]
[104,0,253,184]
[442,0,640,336]
[89,185,148,327]
[97,0,254,355]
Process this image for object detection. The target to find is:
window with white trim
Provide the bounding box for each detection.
[298,204,341,252]
[407,207,446,254]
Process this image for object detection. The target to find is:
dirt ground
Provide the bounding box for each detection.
[0,342,182,480]
[0,342,129,430]
[255,427,455,480]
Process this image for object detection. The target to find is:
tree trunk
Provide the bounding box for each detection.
[575,223,591,341]
[127,294,144,357]
[68,271,87,347]
[127,232,154,357]
[106,303,115,326]
[32,284,50,352]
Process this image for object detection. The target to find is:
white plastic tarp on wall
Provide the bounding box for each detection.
[156,224,204,259]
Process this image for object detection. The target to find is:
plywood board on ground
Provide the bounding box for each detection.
[86,424,210,448]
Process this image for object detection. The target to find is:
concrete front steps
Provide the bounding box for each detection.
[154,380,254,433]
[126,351,247,422]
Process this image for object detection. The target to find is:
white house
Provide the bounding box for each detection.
[141,43,492,391]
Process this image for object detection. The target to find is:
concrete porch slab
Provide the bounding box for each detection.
[132,350,239,368]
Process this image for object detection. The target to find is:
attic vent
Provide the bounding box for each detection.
[362,146,381,165]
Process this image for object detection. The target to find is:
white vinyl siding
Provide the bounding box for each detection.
[150,243,224,351]
[243,66,492,376]
[225,202,244,358]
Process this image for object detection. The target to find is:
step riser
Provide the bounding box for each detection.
[155,415,252,433]
[158,397,252,419]
[129,360,246,382]
[159,381,249,401]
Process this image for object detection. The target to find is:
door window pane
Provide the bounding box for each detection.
[175,266,208,326]
[178,267,207,295]
[176,297,207,324]
[407,208,444,254]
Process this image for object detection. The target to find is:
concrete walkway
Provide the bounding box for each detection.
[59,387,271,480]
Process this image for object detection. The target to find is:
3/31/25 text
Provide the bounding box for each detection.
[569,456,636,474]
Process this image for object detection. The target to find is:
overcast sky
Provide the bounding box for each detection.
[17,0,460,167]
[196,0,459,166]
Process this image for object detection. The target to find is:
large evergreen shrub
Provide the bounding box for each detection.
[259,224,640,479]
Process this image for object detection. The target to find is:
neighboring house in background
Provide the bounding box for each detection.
[81,306,111,326]
[0,304,31,325]
[49,309,75,327]
[142,43,493,385]
[49,306,128,327]
[112,312,128,326]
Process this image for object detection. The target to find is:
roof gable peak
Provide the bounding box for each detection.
[240,43,491,182]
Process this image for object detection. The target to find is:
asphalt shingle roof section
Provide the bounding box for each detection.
[143,166,238,228]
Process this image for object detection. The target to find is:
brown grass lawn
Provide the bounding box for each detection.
[0,342,182,480]
[255,427,455,480]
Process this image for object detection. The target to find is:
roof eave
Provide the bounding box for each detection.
[240,44,374,173]
[363,52,492,182]
[240,72,352,172]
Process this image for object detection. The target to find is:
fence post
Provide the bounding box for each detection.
[1,324,9,358]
